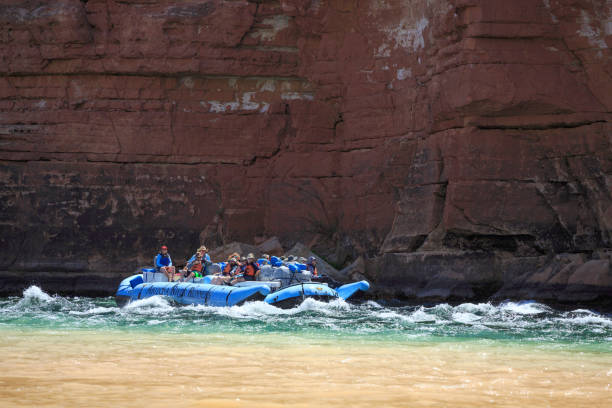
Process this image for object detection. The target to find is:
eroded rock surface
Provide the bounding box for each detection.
[1,0,611,304]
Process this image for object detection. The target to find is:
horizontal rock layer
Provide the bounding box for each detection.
[1,0,611,305]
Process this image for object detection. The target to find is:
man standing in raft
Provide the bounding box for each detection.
[155,245,176,281]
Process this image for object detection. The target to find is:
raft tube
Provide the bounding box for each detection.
[115,274,271,307]
[263,283,338,309]
[336,281,370,301]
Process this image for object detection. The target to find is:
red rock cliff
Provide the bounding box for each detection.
[1,0,611,303]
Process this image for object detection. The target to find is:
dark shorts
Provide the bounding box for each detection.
[243,275,255,281]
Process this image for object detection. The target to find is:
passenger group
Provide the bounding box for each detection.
[154,244,319,285]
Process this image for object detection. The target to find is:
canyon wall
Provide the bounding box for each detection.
[1,0,611,304]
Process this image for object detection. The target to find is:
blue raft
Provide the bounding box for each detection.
[116,270,370,308]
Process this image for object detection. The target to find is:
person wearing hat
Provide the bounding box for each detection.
[184,245,212,276]
[187,245,211,264]
[243,253,260,281]
[181,252,204,282]
[155,245,176,281]
[306,256,319,277]
[222,257,241,277]
[231,253,259,284]
[212,257,239,285]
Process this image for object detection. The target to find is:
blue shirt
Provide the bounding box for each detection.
[188,253,211,264]
[155,253,172,269]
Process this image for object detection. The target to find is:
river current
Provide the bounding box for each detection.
[0,286,610,407]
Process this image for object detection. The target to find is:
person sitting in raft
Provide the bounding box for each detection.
[155,245,176,281]
[231,253,260,285]
[225,256,242,275]
[185,246,211,275]
[181,252,204,282]
[306,256,319,277]
[259,254,271,265]
[211,257,240,285]
[187,245,211,264]
[308,257,341,287]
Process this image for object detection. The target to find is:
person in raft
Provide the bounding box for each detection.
[187,245,211,264]
[211,257,240,285]
[184,245,211,275]
[231,253,260,285]
[306,256,319,277]
[181,252,204,282]
[155,245,175,281]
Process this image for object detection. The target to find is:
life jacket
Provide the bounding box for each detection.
[190,262,203,273]
[307,264,318,277]
[223,263,238,276]
[156,253,171,267]
[244,262,259,277]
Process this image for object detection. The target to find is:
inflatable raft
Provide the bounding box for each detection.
[116,267,369,308]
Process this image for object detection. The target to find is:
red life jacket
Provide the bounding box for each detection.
[244,262,259,277]
[190,262,203,272]
[223,263,238,276]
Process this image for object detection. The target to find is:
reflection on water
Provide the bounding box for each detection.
[0,287,611,407]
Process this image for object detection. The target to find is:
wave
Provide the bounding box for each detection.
[499,300,552,315]
[21,285,54,303]
[69,306,119,316]
[123,296,175,314]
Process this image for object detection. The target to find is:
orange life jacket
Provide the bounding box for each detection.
[190,262,203,272]
[307,264,318,277]
[223,263,238,276]
[244,262,259,277]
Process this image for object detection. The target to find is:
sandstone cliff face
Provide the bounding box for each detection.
[1,0,611,304]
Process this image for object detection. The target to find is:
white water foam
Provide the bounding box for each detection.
[410,307,439,323]
[123,296,174,314]
[184,297,351,319]
[452,312,483,325]
[363,300,384,309]
[69,306,118,316]
[499,301,550,315]
[454,302,496,315]
[185,301,281,319]
[561,314,612,327]
[22,286,53,302]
